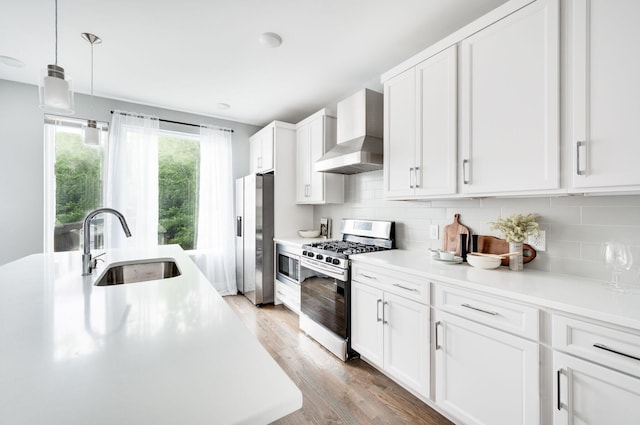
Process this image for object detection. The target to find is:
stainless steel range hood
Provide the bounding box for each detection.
[314,135,383,174]
[315,89,383,175]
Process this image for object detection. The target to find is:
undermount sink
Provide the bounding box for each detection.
[95,258,181,286]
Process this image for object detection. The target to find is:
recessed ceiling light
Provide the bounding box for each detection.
[0,55,25,67]
[259,32,282,48]
[216,103,231,110]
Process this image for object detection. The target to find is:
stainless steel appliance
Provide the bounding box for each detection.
[299,219,395,360]
[276,243,302,285]
[235,174,274,305]
[314,89,384,174]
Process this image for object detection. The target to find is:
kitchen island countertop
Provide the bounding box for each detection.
[0,245,302,425]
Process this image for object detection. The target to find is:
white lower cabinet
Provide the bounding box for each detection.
[553,351,640,425]
[552,313,640,425]
[274,278,300,314]
[351,274,429,399]
[433,286,541,421]
[433,310,539,425]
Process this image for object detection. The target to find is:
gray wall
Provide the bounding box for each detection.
[0,79,259,265]
[314,170,640,285]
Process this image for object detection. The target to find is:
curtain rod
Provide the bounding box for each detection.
[110,110,234,133]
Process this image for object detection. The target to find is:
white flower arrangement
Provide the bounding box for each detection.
[489,213,540,243]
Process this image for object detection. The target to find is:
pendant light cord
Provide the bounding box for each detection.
[54,0,58,65]
[90,39,94,115]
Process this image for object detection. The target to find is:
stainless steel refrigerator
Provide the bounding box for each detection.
[235,173,274,305]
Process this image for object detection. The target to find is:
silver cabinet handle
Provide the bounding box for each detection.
[360,273,377,280]
[593,343,640,362]
[414,166,420,188]
[393,283,419,292]
[383,301,389,324]
[409,167,415,189]
[576,141,586,176]
[461,303,499,316]
[462,159,470,184]
[435,321,442,350]
[376,299,383,322]
[258,156,262,169]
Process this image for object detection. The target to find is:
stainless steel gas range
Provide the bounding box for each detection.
[299,219,395,361]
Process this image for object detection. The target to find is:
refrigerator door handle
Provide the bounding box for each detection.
[236,216,242,237]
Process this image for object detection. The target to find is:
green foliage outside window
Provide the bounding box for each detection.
[54,131,200,252]
[55,132,103,225]
[158,136,200,250]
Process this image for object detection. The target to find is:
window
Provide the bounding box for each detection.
[158,133,200,250]
[45,113,236,295]
[45,118,202,252]
[44,116,107,252]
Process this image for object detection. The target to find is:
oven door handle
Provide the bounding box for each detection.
[300,257,348,281]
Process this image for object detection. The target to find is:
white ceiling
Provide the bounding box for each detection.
[0,0,508,127]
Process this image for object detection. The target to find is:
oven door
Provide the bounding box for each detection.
[301,274,347,339]
[299,258,349,340]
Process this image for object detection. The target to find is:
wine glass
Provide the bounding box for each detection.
[602,242,633,293]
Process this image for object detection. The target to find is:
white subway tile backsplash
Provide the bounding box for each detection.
[545,240,581,260]
[431,198,482,208]
[533,206,582,225]
[482,197,551,210]
[550,194,640,207]
[313,171,640,283]
[582,207,640,226]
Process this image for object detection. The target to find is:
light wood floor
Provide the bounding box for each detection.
[224,295,453,425]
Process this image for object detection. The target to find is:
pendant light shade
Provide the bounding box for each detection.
[39,0,74,115]
[83,120,101,146]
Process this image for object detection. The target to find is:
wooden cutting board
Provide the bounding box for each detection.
[476,235,537,266]
[442,214,470,256]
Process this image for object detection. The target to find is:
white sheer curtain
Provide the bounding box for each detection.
[105,110,159,248]
[192,126,237,295]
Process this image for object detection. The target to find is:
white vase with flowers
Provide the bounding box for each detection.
[489,213,539,271]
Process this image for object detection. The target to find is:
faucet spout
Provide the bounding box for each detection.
[82,208,132,275]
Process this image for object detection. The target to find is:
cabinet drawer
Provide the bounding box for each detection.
[352,263,428,304]
[275,279,300,313]
[552,314,640,377]
[434,284,539,340]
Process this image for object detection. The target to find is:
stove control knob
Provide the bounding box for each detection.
[332,258,340,265]
[316,254,323,260]
[306,252,314,257]
[325,257,332,263]
[302,250,307,256]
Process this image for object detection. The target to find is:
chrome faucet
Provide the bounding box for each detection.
[82,208,132,275]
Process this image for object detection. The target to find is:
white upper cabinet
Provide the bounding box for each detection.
[570,0,640,193]
[383,67,416,199]
[459,0,560,196]
[296,110,344,204]
[383,46,457,199]
[249,125,275,174]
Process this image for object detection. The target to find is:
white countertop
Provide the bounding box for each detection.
[273,236,330,247]
[350,250,640,331]
[0,245,302,425]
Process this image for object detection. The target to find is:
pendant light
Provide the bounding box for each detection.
[39,0,74,114]
[81,32,102,145]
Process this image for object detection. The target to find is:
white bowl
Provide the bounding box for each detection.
[298,229,321,238]
[439,251,456,261]
[466,253,502,269]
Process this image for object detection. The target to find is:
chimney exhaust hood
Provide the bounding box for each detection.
[315,89,383,175]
